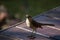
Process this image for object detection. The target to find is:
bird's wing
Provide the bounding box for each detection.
[31,19,43,28]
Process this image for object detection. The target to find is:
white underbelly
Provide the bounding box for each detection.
[26,18,30,27]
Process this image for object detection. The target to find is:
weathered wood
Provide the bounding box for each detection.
[0,6,60,40]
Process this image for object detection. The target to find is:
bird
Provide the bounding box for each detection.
[25,14,55,38]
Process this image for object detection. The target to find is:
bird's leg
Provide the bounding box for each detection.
[27,27,36,39]
[31,29,36,36]
[28,28,36,39]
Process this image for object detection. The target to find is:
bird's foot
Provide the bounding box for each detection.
[27,35,36,39]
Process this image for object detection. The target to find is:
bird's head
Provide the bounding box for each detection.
[26,14,32,21]
[26,14,32,18]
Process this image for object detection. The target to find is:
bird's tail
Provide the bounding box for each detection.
[42,24,55,26]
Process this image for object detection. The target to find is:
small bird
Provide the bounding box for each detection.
[26,14,55,38]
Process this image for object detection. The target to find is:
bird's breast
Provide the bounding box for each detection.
[26,18,30,27]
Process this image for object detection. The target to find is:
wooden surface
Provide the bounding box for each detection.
[0,6,60,40]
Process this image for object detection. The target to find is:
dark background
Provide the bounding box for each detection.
[0,0,60,19]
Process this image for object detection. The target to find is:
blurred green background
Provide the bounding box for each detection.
[0,0,60,20]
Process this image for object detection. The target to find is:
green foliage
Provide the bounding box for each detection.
[0,0,60,19]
